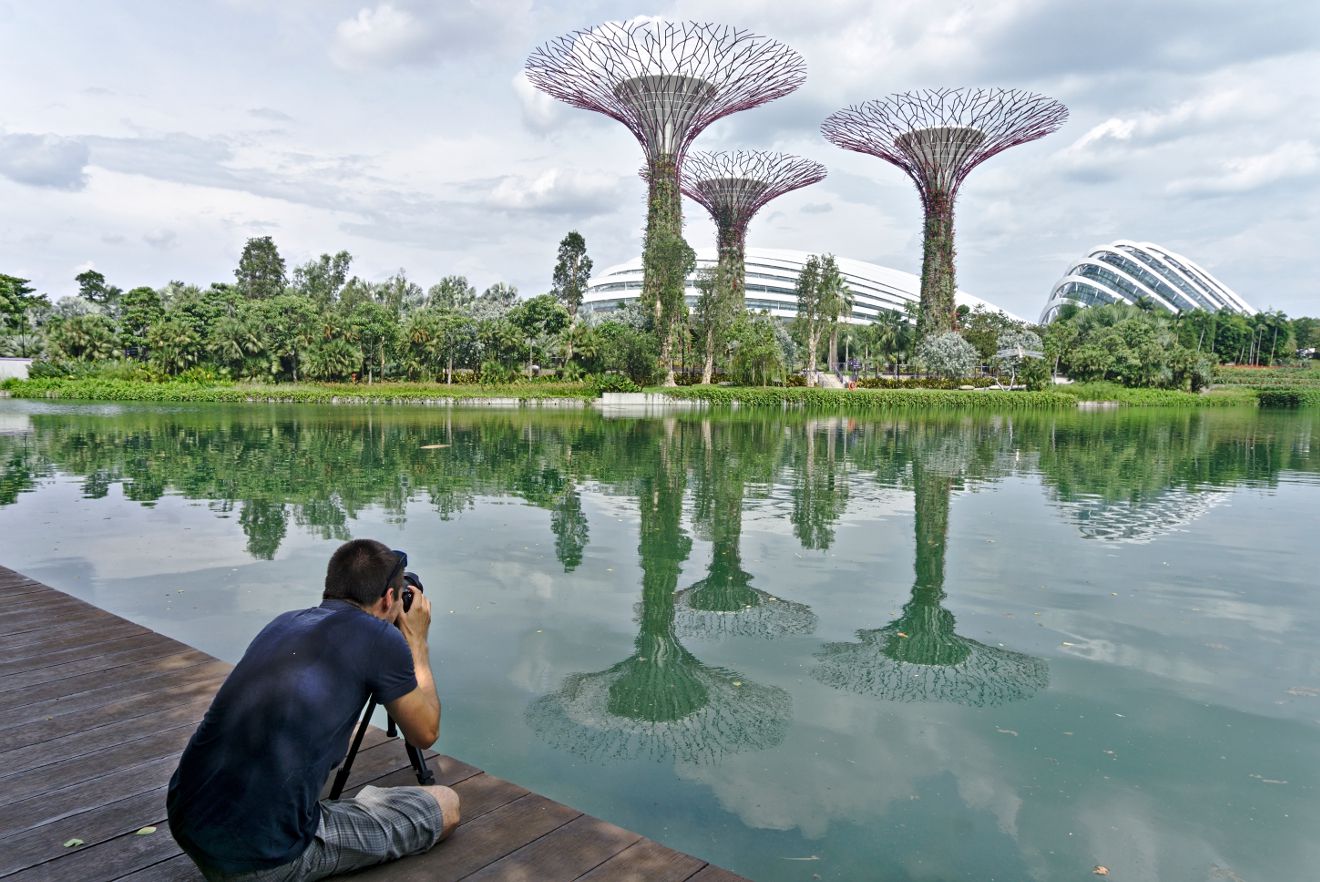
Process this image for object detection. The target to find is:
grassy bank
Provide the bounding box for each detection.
[652,386,1077,410]
[0,377,594,404]
[1052,382,1260,407]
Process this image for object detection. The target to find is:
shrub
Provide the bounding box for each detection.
[1020,358,1052,391]
[478,360,518,384]
[917,332,978,379]
[590,372,641,394]
[657,386,1074,411]
[1258,388,1320,408]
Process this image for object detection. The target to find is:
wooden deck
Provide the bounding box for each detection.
[0,566,749,882]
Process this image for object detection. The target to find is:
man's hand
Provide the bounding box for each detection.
[397,586,431,644]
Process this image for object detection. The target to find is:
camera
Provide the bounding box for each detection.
[402,572,424,613]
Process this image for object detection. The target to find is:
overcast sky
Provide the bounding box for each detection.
[3,0,1318,321]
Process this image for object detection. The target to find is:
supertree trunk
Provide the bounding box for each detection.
[918,193,958,339]
[643,155,685,386]
[716,221,746,308]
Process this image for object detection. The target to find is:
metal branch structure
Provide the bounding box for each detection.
[821,88,1067,340]
[680,150,826,308]
[527,20,806,384]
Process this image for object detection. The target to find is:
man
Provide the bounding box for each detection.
[167,539,459,881]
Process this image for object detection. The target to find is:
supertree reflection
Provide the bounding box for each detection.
[812,429,1047,706]
[528,421,790,763]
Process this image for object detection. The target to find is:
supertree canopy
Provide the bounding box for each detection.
[811,447,1048,706]
[527,20,806,384]
[680,151,826,306]
[526,422,790,763]
[821,88,1067,340]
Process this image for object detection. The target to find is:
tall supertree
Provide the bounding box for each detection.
[821,88,1067,341]
[526,20,806,384]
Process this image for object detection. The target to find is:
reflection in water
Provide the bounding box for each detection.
[813,432,1048,705]
[676,421,816,640]
[528,422,791,763]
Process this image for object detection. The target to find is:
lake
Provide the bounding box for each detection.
[0,399,1316,882]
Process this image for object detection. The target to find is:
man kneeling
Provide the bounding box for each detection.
[167,539,459,880]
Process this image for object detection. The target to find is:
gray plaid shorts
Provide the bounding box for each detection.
[197,785,446,882]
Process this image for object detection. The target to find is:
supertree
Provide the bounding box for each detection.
[527,421,790,763]
[526,20,806,384]
[821,88,1068,341]
[811,424,1048,706]
[676,151,825,382]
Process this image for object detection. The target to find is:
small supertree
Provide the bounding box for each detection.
[680,151,826,306]
[527,20,805,384]
[821,88,1067,341]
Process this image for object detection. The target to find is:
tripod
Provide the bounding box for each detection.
[328,696,436,800]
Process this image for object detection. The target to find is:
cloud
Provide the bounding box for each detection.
[0,133,90,190]
[247,107,293,123]
[800,202,833,215]
[1167,140,1320,197]
[512,71,562,132]
[329,0,532,70]
[489,168,623,216]
[144,229,179,250]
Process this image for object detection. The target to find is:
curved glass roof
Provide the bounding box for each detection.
[1041,240,1255,322]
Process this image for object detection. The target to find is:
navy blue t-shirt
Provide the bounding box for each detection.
[166,600,417,874]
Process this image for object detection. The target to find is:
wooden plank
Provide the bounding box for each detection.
[0,636,197,695]
[104,854,199,882]
[0,754,179,838]
[0,633,168,679]
[0,694,213,777]
[575,839,707,882]
[463,813,642,882]
[0,671,228,754]
[0,649,215,712]
[0,787,169,877]
[1,723,195,804]
[0,620,149,657]
[350,794,582,882]
[0,660,230,731]
[6,822,183,882]
[0,598,104,635]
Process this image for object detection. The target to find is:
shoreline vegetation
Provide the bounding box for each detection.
[2,374,1313,410]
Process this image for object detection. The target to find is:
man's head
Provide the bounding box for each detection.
[324,539,405,616]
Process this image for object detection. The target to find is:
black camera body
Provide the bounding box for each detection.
[402,572,424,613]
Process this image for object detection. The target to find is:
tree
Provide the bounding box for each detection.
[255,294,319,381]
[0,274,47,350]
[728,313,787,386]
[234,236,287,300]
[551,231,593,322]
[959,305,1018,362]
[119,286,163,360]
[691,264,739,384]
[641,229,696,387]
[292,251,352,308]
[45,313,120,361]
[427,276,477,312]
[917,331,977,379]
[794,255,845,385]
[75,269,122,310]
[509,294,570,372]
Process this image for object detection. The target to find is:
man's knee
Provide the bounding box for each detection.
[423,785,460,840]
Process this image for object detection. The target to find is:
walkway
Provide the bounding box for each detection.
[0,565,749,882]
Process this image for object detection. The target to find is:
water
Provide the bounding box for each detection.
[1,400,1316,882]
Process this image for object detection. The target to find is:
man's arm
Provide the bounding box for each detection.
[384,590,441,748]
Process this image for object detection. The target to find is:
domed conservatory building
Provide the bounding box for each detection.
[582,247,1022,325]
[1040,240,1255,323]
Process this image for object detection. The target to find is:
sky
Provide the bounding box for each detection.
[2,0,1318,322]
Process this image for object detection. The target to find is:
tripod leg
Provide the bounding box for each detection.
[329,698,377,800]
[405,742,436,786]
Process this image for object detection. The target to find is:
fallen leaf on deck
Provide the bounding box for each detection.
[135,826,157,835]
[63,839,84,848]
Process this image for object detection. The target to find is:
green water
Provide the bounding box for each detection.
[1,401,1317,882]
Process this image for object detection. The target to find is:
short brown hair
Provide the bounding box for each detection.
[324,539,403,606]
